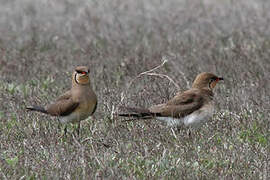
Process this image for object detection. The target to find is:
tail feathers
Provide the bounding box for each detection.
[26,105,48,114]
[118,113,152,119]
[118,106,156,119]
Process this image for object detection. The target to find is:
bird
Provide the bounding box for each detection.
[26,66,97,135]
[118,72,223,128]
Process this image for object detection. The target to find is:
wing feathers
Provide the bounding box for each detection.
[46,99,79,116]
[44,90,80,116]
[119,89,211,119]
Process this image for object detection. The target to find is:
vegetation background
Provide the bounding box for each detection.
[0,0,269,179]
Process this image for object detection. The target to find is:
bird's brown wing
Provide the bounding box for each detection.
[149,89,204,118]
[55,90,72,101]
[46,91,79,116]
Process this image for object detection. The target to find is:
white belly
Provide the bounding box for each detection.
[59,113,90,124]
[156,105,214,128]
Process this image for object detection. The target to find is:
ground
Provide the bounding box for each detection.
[0,0,269,179]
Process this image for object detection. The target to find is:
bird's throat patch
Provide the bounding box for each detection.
[210,80,218,89]
[75,73,89,85]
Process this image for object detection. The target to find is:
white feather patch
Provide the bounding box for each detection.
[59,113,80,124]
[156,105,214,128]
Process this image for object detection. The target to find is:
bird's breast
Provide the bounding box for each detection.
[75,100,96,115]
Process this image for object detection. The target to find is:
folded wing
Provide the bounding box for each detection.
[46,91,79,116]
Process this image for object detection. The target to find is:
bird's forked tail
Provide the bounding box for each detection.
[26,105,48,114]
[117,106,155,119]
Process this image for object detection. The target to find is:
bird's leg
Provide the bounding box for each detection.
[187,128,193,138]
[177,127,181,133]
[77,122,80,136]
[64,126,67,136]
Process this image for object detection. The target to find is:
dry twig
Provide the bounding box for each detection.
[121,59,179,104]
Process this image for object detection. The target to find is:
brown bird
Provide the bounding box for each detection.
[26,66,97,135]
[118,72,223,128]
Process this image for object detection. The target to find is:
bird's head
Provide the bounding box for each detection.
[72,66,90,85]
[192,72,223,90]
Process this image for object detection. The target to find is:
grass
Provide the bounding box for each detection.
[0,0,269,179]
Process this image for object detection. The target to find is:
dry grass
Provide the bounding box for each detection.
[0,0,269,179]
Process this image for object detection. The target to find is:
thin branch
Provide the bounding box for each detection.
[143,72,180,89]
[120,59,179,104]
[126,59,169,89]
